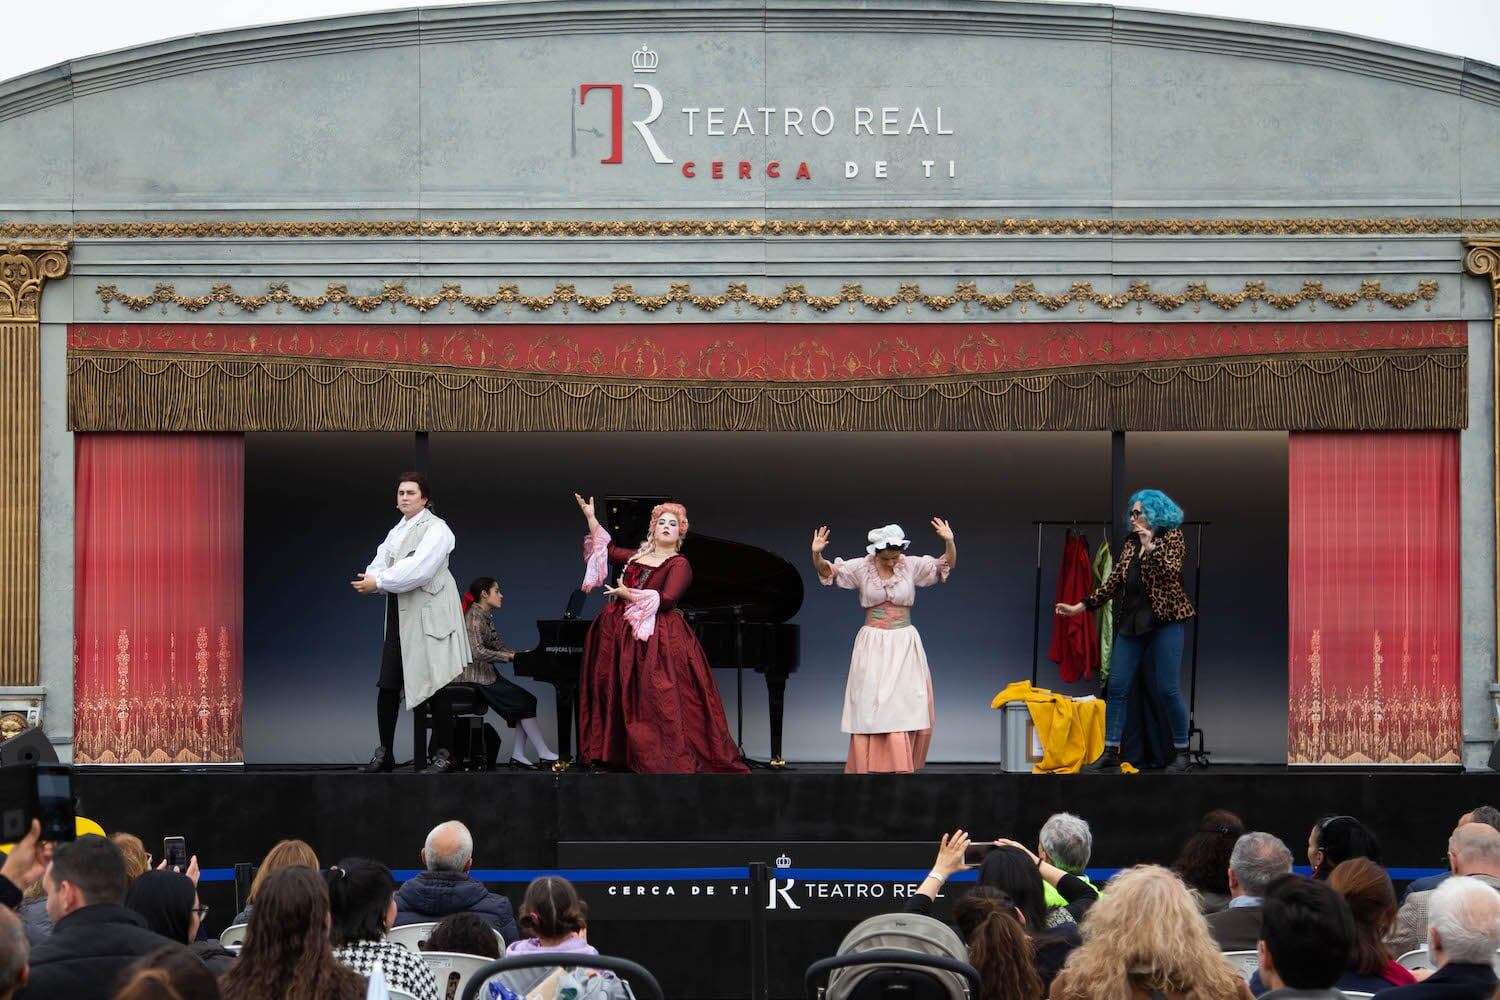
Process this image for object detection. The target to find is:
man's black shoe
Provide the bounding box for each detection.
[362,746,394,773]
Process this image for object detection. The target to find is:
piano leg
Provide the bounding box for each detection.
[554,683,578,771]
[765,673,788,768]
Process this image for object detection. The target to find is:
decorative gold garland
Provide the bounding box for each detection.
[94,278,1440,318]
[8,217,1500,240]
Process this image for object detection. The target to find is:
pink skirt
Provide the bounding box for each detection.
[844,675,935,774]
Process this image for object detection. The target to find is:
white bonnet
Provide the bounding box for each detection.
[865,524,911,555]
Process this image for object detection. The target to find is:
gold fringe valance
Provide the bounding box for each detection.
[68,350,1467,432]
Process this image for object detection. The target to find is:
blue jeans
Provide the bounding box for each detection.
[1103,621,1189,749]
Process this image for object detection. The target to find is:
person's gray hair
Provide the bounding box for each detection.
[424,820,474,873]
[0,907,26,995]
[1429,875,1500,964]
[1228,832,1293,896]
[1468,805,1500,831]
[1039,813,1092,873]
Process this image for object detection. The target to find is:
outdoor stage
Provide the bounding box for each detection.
[74,764,1493,999]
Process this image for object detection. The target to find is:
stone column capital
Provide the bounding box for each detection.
[0,241,69,320]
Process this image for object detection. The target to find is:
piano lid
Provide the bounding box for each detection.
[603,495,803,624]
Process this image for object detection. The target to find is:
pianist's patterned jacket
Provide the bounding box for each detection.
[462,601,514,686]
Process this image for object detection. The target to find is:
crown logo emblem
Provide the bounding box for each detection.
[632,44,658,73]
[775,853,791,869]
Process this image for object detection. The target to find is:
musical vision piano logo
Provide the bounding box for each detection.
[573,44,957,183]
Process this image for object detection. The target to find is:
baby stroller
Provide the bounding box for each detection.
[806,912,982,1000]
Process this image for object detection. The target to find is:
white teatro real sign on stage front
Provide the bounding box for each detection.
[574,44,959,182]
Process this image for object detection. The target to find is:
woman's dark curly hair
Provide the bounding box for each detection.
[1171,809,1245,896]
[219,866,366,1000]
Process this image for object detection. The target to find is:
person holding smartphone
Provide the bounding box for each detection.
[1055,489,1196,774]
[351,472,471,774]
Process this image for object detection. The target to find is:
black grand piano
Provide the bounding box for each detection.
[512,496,802,768]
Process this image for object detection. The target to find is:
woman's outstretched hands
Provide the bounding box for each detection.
[932,829,973,879]
[574,494,595,520]
[602,577,631,602]
[931,517,954,541]
[1055,601,1085,618]
[811,526,830,554]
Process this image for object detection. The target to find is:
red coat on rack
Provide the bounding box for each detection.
[1049,532,1100,682]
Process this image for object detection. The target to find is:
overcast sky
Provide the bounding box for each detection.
[2,0,1497,83]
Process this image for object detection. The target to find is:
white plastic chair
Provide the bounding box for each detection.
[385,922,439,953]
[422,951,497,1000]
[386,990,420,1000]
[1396,948,1434,971]
[1220,950,1260,981]
[1342,993,1375,999]
[220,923,249,948]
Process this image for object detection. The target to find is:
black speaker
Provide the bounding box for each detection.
[0,727,58,767]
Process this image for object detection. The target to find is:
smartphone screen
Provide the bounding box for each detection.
[163,836,188,871]
[34,764,75,842]
[964,842,999,866]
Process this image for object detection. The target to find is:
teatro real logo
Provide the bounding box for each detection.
[575,44,953,182]
[576,44,672,165]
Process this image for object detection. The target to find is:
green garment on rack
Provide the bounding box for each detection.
[1092,539,1114,681]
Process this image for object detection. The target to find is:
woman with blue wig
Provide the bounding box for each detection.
[1056,489,1196,772]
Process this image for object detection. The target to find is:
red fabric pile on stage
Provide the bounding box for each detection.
[1288,432,1460,765]
[1050,531,1100,682]
[73,434,245,764]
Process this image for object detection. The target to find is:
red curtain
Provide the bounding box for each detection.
[1288,432,1460,764]
[74,434,244,764]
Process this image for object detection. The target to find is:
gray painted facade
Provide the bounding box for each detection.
[3,0,1496,762]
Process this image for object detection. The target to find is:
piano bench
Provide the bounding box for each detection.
[413,684,492,772]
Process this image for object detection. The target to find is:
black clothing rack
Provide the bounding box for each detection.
[1029,519,1212,765]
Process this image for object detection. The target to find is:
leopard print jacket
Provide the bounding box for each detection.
[1082,528,1196,623]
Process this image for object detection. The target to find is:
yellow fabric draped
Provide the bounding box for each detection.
[990,680,1115,774]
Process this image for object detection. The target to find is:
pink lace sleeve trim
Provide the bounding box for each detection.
[623,588,661,641]
[582,524,611,591]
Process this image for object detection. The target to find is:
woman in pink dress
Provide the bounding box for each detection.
[812,519,956,773]
[573,494,748,774]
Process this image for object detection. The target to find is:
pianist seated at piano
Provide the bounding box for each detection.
[573,494,749,774]
[811,519,956,775]
[460,578,559,770]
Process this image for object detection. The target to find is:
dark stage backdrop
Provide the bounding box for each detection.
[244,431,1288,764]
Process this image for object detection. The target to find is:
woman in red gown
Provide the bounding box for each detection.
[573,494,748,774]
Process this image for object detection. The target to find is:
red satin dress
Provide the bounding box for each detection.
[578,549,749,773]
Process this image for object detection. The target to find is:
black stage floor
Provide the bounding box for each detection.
[74,765,1489,999]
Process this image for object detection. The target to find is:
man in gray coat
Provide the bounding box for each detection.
[1388,823,1500,958]
[353,471,470,774]
[1206,832,1294,951]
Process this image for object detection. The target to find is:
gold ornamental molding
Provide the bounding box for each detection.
[1464,239,1500,691]
[94,278,1440,318]
[0,240,68,688]
[7,216,1500,240]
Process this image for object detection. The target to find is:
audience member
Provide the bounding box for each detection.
[1253,874,1354,999]
[113,945,221,1000]
[1049,865,1252,1000]
[1376,876,1500,1000]
[18,835,181,1000]
[325,859,440,1000]
[125,871,236,976]
[1327,859,1416,992]
[1037,814,1100,920]
[1205,832,1293,951]
[422,912,501,959]
[1308,816,1380,881]
[219,866,365,1000]
[954,886,1044,1000]
[17,883,46,948]
[1390,823,1500,957]
[1403,807,1500,902]
[494,877,629,1000]
[394,821,519,942]
[111,834,152,884]
[1174,810,1247,914]
[0,908,26,1000]
[231,839,319,926]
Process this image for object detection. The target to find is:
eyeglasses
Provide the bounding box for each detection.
[1129,509,1144,519]
[192,905,209,919]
